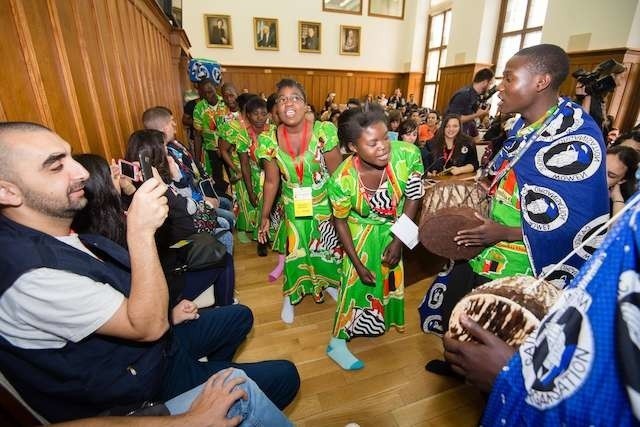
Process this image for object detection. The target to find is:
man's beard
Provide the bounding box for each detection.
[22,185,87,219]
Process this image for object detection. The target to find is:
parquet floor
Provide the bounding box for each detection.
[231,237,486,427]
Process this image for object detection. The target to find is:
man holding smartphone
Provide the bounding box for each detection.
[142,106,236,230]
[0,122,299,422]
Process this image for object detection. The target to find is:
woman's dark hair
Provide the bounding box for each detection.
[430,113,473,159]
[398,119,418,140]
[611,129,640,149]
[607,145,639,200]
[71,154,127,247]
[266,93,278,112]
[275,78,307,102]
[337,104,387,151]
[236,93,257,112]
[124,129,170,184]
[245,95,267,114]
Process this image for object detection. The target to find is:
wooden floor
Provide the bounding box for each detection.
[231,236,486,427]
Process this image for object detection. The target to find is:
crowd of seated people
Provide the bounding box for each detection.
[2,42,640,426]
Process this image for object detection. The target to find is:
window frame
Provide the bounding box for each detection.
[422,8,451,109]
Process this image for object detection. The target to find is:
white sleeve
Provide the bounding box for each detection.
[0,268,125,349]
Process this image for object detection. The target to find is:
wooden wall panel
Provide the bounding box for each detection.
[220,66,417,112]
[0,0,190,159]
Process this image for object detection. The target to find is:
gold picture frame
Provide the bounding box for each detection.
[254,17,279,51]
[368,0,406,20]
[339,25,361,56]
[322,0,362,15]
[204,14,232,48]
[299,21,321,53]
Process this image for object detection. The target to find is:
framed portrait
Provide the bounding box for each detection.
[322,0,362,15]
[340,25,361,56]
[204,14,232,48]
[254,17,279,51]
[368,0,406,19]
[299,21,321,53]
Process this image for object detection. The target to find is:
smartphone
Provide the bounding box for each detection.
[118,159,139,181]
[138,153,153,181]
[199,178,218,198]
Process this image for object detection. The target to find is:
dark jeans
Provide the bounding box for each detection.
[440,261,491,328]
[182,253,235,306]
[158,305,300,410]
[206,149,229,196]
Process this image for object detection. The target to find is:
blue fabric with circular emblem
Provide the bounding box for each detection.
[481,193,640,426]
[509,100,609,286]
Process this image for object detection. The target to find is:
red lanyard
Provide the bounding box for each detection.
[281,121,309,183]
[443,144,455,166]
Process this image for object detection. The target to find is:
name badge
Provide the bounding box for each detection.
[293,187,313,217]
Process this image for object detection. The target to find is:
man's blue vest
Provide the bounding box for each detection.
[0,215,169,422]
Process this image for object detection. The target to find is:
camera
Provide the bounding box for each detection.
[572,59,626,97]
[475,85,498,110]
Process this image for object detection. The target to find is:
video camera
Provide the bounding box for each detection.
[475,85,498,110]
[572,59,626,97]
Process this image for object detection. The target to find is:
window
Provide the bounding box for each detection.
[493,0,548,78]
[490,0,548,115]
[422,9,451,109]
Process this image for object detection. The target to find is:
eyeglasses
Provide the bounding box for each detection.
[276,95,305,105]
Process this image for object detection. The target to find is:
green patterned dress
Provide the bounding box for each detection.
[256,121,343,304]
[192,95,227,176]
[218,117,257,233]
[328,141,424,340]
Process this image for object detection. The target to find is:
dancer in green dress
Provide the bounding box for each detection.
[257,79,344,324]
[327,106,424,370]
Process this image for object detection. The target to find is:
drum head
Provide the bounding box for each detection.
[419,207,484,260]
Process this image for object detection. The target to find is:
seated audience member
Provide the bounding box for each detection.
[418,110,439,145]
[421,44,609,378]
[606,127,620,146]
[71,153,235,307]
[388,88,406,110]
[398,118,419,145]
[323,91,336,112]
[0,122,299,422]
[377,92,389,107]
[444,193,640,426]
[346,98,361,110]
[424,114,478,176]
[611,128,640,153]
[124,129,234,255]
[387,109,402,133]
[143,106,236,229]
[606,145,639,215]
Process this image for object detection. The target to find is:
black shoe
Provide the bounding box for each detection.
[257,243,268,257]
[425,359,464,380]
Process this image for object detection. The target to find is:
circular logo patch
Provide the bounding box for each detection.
[618,271,640,411]
[540,264,579,289]
[521,185,569,232]
[534,134,602,182]
[573,214,609,259]
[538,105,584,142]
[521,288,594,409]
[427,282,446,309]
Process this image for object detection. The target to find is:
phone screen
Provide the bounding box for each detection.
[199,179,217,198]
[138,154,153,181]
[119,161,137,180]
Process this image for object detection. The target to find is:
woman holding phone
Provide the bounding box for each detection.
[424,114,478,176]
[256,79,343,324]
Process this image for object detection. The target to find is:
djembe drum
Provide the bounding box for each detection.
[419,180,490,260]
[448,276,561,346]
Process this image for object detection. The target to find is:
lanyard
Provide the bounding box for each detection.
[487,100,565,195]
[442,144,455,167]
[281,121,309,183]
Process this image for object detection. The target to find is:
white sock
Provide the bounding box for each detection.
[281,296,294,324]
[327,337,363,370]
[325,287,339,302]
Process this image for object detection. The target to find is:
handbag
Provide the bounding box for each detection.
[184,231,227,271]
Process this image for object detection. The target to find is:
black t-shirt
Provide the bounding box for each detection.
[183,98,201,141]
[445,86,478,116]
